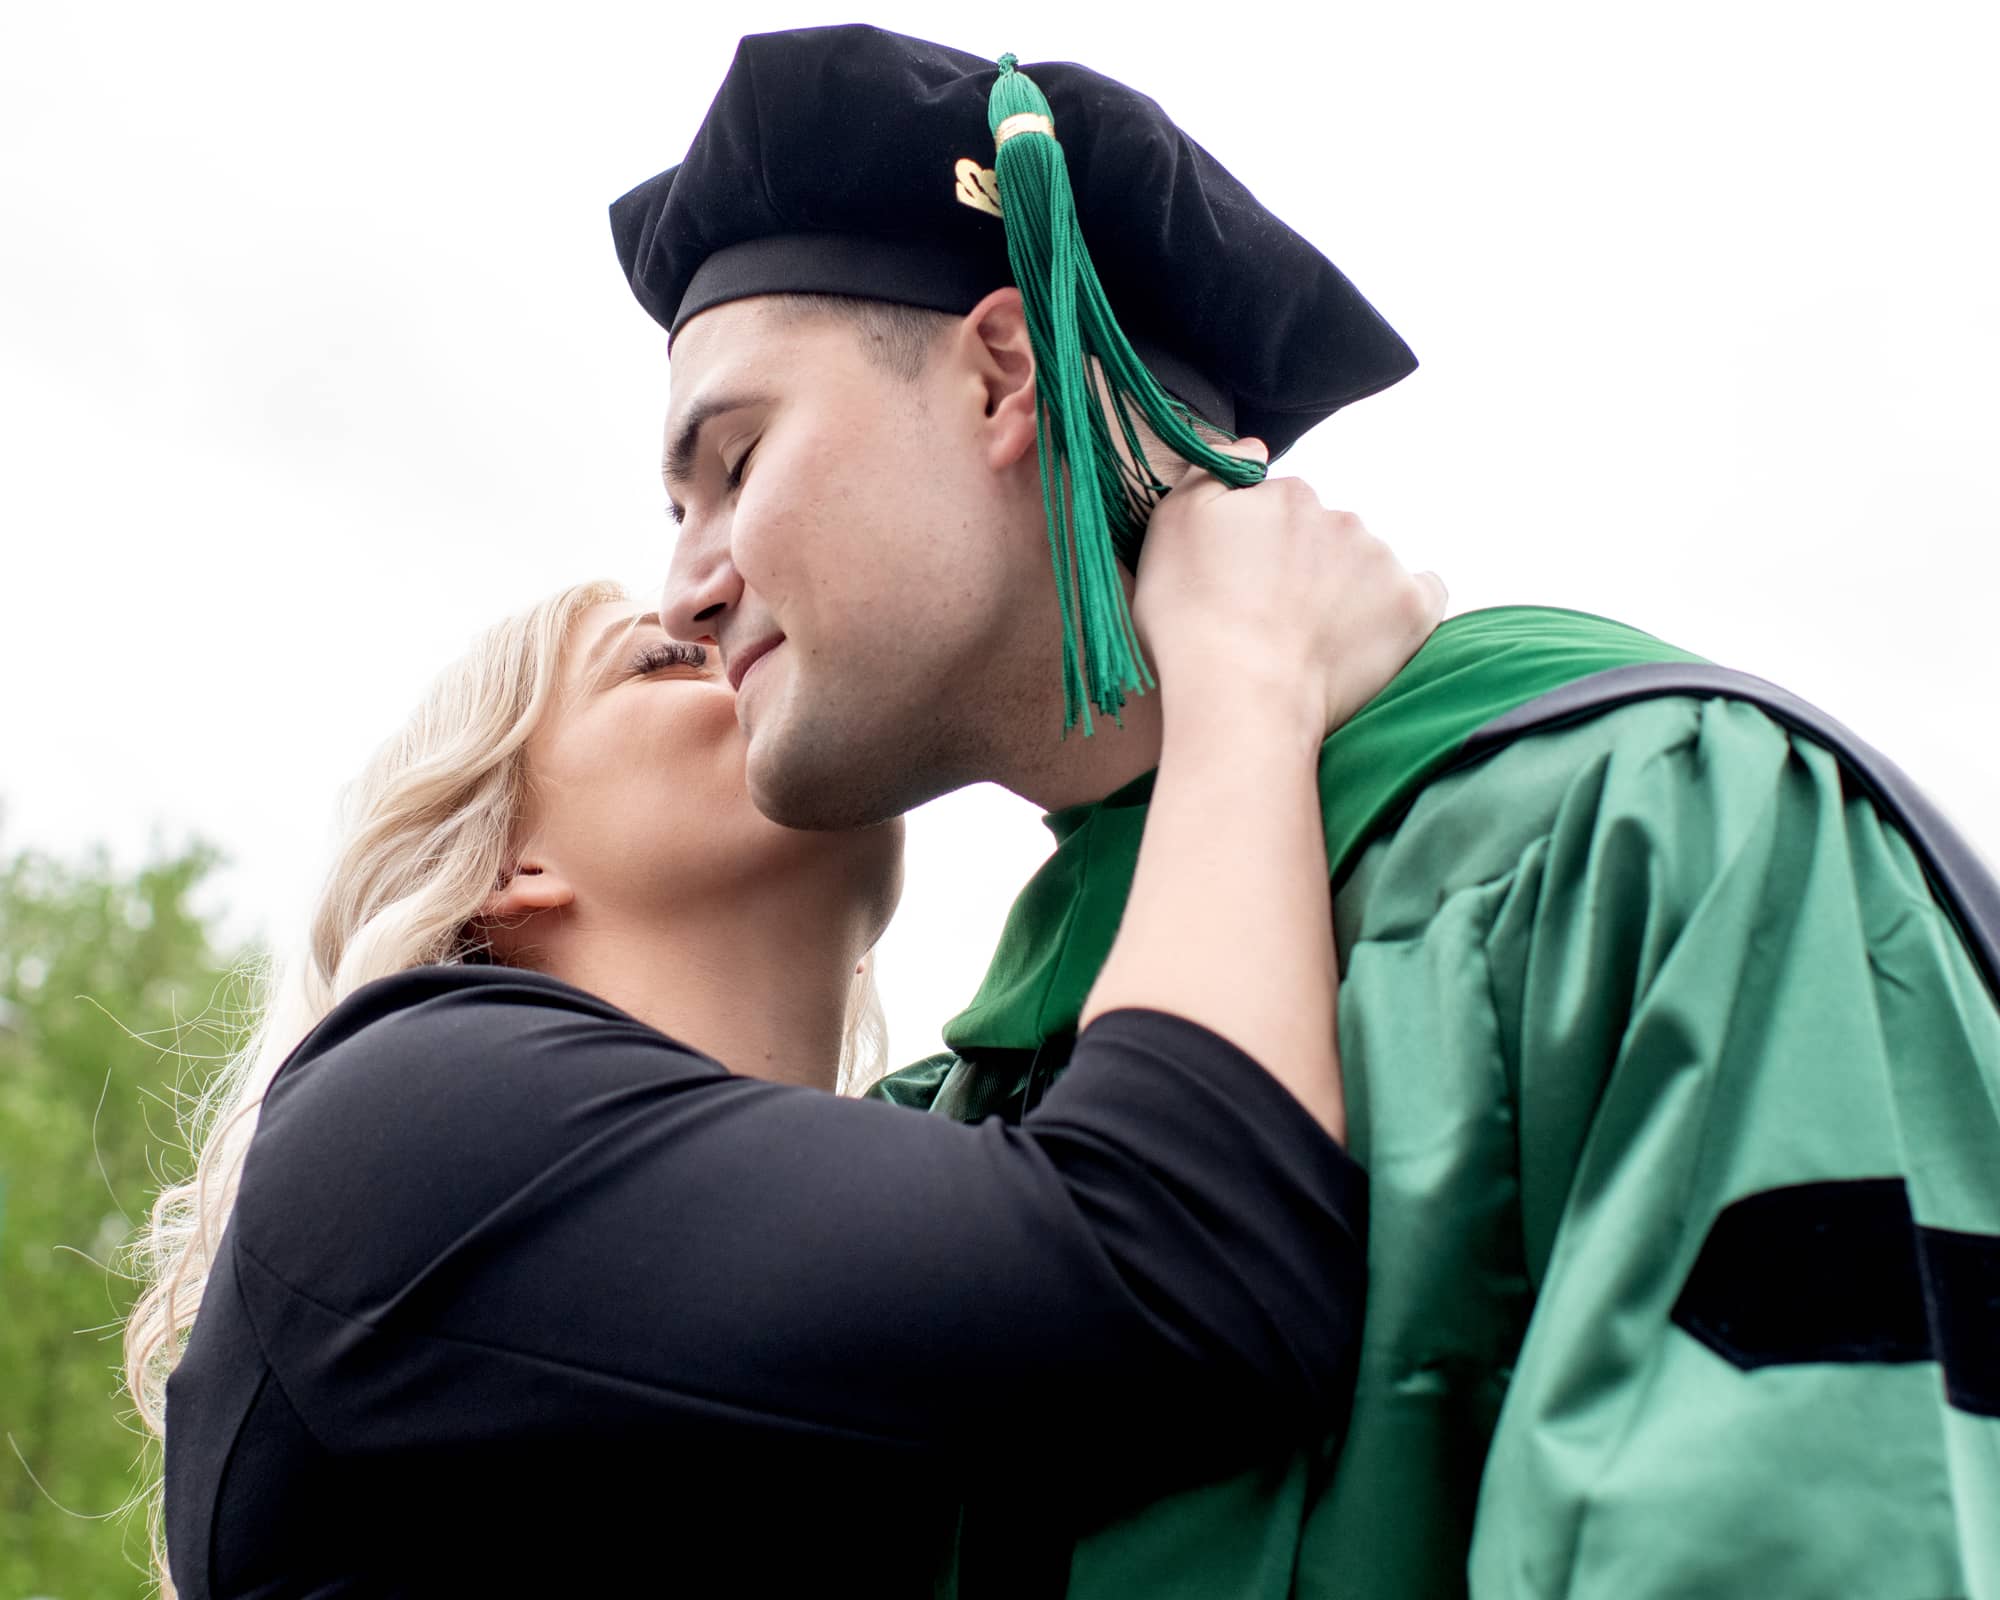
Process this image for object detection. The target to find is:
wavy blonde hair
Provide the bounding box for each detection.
[122,578,886,1593]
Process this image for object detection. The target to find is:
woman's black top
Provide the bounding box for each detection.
[165,966,1366,1598]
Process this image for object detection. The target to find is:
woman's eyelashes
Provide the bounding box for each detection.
[632,640,710,675]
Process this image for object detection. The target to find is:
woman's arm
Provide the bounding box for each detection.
[1083,451,1447,1137]
[224,965,1358,1510]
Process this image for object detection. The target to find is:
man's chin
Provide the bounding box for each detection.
[745,701,963,830]
[745,738,867,832]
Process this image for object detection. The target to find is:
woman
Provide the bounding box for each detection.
[129,466,1444,1596]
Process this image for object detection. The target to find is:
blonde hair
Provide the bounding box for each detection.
[122,579,885,1593]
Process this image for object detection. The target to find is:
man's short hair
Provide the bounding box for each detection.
[776,294,952,382]
[777,292,1229,489]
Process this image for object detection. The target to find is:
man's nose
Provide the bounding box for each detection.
[660,518,743,643]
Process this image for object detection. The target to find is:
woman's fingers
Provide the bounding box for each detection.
[1168,436,1269,508]
[1135,459,1446,740]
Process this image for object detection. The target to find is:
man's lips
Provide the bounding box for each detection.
[726,636,781,693]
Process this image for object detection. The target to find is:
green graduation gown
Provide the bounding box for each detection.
[874,606,2000,1598]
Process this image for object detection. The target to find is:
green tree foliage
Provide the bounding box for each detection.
[0,837,246,1596]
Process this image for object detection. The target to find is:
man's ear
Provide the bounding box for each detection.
[478,863,575,924]
[957,287,1038,471]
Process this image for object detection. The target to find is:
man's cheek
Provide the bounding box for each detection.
[737,524,811,611]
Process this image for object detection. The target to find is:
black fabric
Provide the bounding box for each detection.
[955,1504,1077,1600]
[1921,1222,2000,1417]
[1019,1029,1077,1120]
[164,965,1368,1597]
[1670,1178,1934,1370]
[1668,1179,2000,1418]
[609,24,1417,455]
[1458,662,2000,1004]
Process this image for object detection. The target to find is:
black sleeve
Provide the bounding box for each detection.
[231,966,1365,1507]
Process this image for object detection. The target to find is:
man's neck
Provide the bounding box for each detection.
[962,518,1170,815]
[1002,679,1166,815]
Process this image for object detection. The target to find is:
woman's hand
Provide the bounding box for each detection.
[1091,443,1445,1140]
[1135,440,1447,742]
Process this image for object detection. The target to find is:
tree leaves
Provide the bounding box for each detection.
[0,835,244,1594]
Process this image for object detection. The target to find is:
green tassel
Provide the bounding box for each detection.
[987,52,1266,734]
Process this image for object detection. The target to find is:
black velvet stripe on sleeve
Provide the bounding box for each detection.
[1669,1178,1934,1370]
[225,968,1367,1517]
[1670,1177,2000,1418]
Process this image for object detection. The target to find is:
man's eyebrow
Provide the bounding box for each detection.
[662,390,771,488]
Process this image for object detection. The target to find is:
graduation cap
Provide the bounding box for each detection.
[612,24,1416,732]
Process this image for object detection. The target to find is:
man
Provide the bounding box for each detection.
[616,24,2000,1597]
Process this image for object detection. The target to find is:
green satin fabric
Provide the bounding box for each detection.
[877,607,2000,1597]
[1297,698,2000,1598]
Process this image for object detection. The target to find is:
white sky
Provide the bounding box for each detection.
[2,1,1995,1066]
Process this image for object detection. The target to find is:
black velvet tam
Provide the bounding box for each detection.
[610,24,1416,455]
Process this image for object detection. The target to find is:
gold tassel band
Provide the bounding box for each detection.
[994,111,1056,147]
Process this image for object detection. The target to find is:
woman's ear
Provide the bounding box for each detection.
[957,287,1039,470]
[478,863,575,924]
